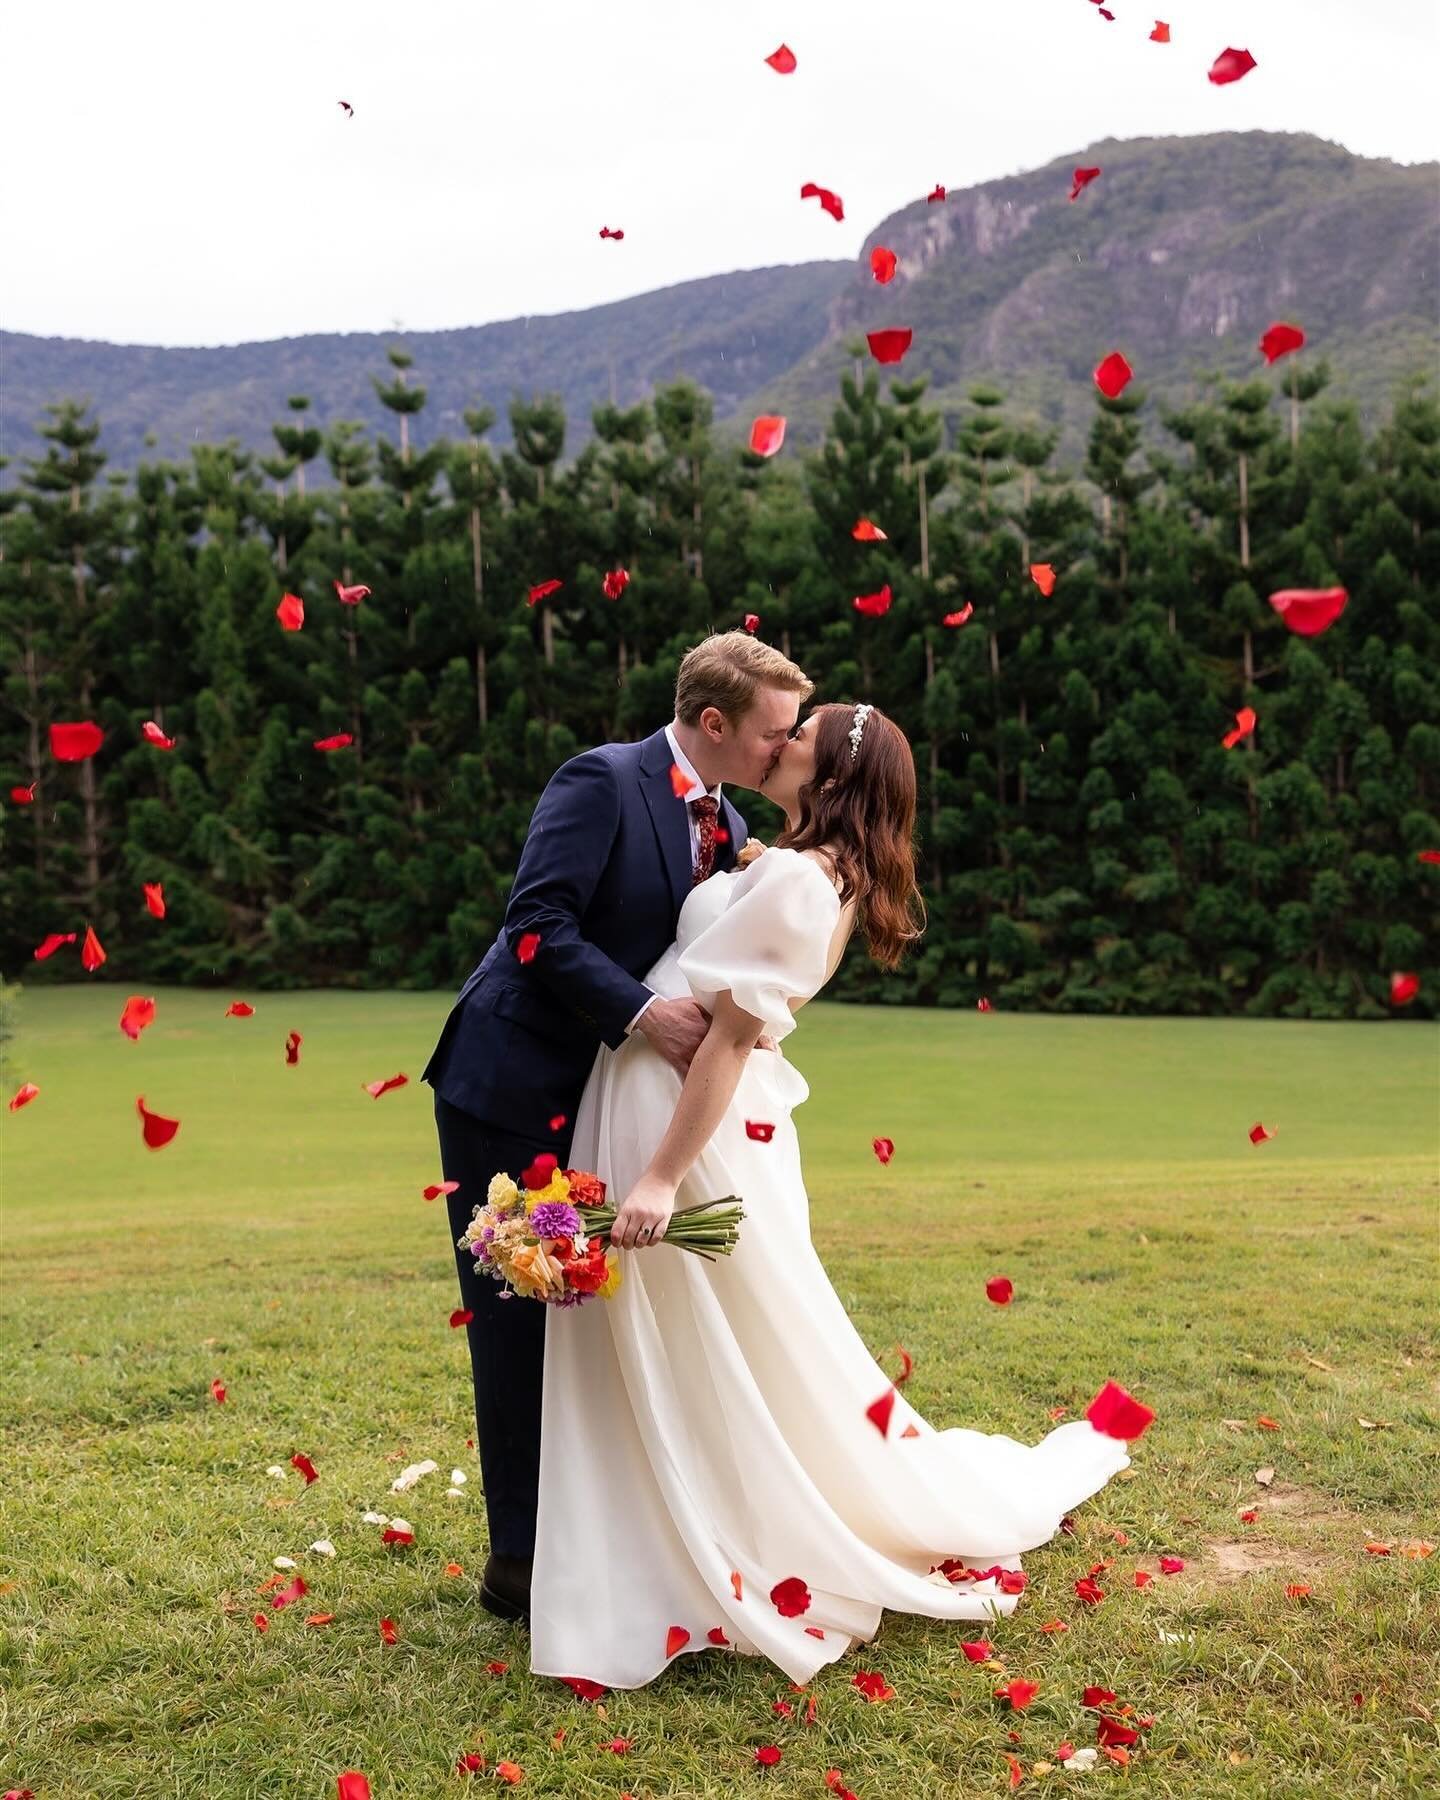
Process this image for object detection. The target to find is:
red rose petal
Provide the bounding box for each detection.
[337,1776,371,1800]
[1029,563,1057,597]
[119,996,156,1040]
[527,579,562,606]
[870,246,897,284]
[743,612,761,632]
[423,1179,460,1201]
[866,328,913,366]
[1249,1122,1275,1144]
[1082,1686,1116,1708]
[1069,166,1102,202]
[1134,1569,1153,1588]
[285,1031,302,1065]
[1259,322,1306,365]
[985,1275,1014,1306]
[665,1625,691,1657]
[1222,706,1257,749]
[49,720,104,762]
[380,1527,413,1545]
[276,592,305,631]
[770,1576,812,1617]
[559,1676,607,1699]
[143,882,166,918]
[1268,586,1347,636]
[598,226,624,240]
[1093,352,1133,399]
[669,762,697,799]
[493,1764,523,1786]
[225,1001,255,1017]
[1085,1380,1155,1440]
[136,1095,180,1149]
[291,1452,319,1483]
[1074,1576,1105,1605]
[872,1136,894,1163]
[1159,1555,1186,1574]
[313,733,354,751]
[522,1153,559,1190]
[926,184,946,203]
[900,1422,920,1437]
[8,1082,40,1112]
[1209,47,1257,86]
[1150,21,1170,44]
[450,1308,474,1328]
[961,1640,994,1661]
[548,1114,567,1133]
[730,1568,744,1601]
[333,580,371,604]
[943,604,974,627]
[854,584,893,618]
[379,1616,399,1644]
[764,44,796,74]
[1390,971,1420,1006]
[866,1387,897,1437]
[755,1746,782,1768]
[141,720,176,750]
[1039,1619,1068,1634]
[516,931,542,965]
[800,182,844,222]
[996,1679,1039,1710]
[746,1120,776,1142]
[602,568,630,600]
[852,518,887,540]
[362,1072,408,1098]
[11,782,38,804]
[271,1575,308,1609]
[977,996,993,1012]
[892,1344,914,1385]
[210,1378,226,1403]
[852,1670,897,1701]
[749,415,786,458]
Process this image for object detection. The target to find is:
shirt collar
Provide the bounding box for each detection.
[664,722,721,804]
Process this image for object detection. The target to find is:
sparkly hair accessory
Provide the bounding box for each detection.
[848,703,874,762]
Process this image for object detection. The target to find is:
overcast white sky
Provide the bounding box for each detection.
[2,0,1435,347]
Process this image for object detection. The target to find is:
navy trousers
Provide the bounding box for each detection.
[435,1092,574,1561]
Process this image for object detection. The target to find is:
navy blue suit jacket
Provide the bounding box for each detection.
[422,727,749,1138]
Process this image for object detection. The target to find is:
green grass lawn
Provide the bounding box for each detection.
[2,987,1437,1798]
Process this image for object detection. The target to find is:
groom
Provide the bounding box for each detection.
[422,630,813,1624]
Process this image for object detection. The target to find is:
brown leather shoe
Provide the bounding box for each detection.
[480,1551,532,1625]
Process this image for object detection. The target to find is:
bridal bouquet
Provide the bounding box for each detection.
[458,1153,745,1308]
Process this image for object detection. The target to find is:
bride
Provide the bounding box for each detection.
[530,701,1139,1690]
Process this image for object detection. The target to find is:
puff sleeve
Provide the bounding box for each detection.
[676,848,841,1044]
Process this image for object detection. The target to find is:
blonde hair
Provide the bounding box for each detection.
[674,631,813,725]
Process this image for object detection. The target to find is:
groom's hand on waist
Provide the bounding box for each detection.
[635,997,711,1076]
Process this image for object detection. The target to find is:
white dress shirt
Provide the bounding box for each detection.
[624,724,723,1036]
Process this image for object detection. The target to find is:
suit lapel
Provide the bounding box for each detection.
[638,728,694,918]
[716,795,746,873]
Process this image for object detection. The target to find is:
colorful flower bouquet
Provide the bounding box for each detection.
[457,1152,745,1307]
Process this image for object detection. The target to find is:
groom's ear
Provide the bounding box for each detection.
[696,704,728,743]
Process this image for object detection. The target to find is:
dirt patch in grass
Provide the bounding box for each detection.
[1199,1481,1354,1585]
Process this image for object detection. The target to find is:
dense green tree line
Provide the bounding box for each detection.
[2,347,1436,1017]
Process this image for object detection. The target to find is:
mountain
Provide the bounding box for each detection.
[3,132,1435,479]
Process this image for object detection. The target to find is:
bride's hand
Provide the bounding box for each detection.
[609,1172,676,1250]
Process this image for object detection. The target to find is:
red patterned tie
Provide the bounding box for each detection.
[690,795,719,885]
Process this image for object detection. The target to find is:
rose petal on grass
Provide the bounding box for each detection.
[852,1670,897,1701]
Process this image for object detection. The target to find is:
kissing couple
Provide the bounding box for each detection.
[422,630,1138,1689]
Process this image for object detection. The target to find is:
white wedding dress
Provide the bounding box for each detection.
[529,848,1131,1690]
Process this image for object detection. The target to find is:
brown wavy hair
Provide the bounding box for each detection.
[777,702,926,969]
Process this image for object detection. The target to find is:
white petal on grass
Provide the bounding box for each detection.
[361,1510,390,1525]
[309,1539,336,1558]
[450,1468,467,1485]
[390,1459,439,1493]
[272,1556,297,1570]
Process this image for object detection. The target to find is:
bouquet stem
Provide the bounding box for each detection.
[577,1194,744,1257]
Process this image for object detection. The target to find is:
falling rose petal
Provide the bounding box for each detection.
[136,1096,180,1149]
[49,720,104,762]
[665,1625,690,1657]
[1029,563,1057,597]
[141,720,177,750]
[1268,586,1347,635]
[210,1378,226,1404]
[743,613,761,632]
[362,1073,409,1098]
[800,182,844,222]
[770,1576,812,1617]
[943,604,974,627]
[516,931,542,965]
[926,184,946,203]
[81,925,107,971]
[1417,850,1440,866]
[1150,21,1170,43]
[337,100,354,117]
[598,226,624,240]
[892,1344,914,1386]
[450,1308,474,1328]
[1390,971,1420,1006]
[602,568,630,600]
[1209,47,1257,86]
[1259,322,1306,365]
[291,1452,319,1483]
[548,1114,567,1134]
[749,414,786,458]
[730,1569,744,1601]
[866,1388,897,1437]
[523,1153,559,1190]
[870,246,898,284]
[1093,352,1134,399]
[764,43,797,74]
[285,1031,302,1065]
[852,1670,897,1702]
[527,579,563,606]
[1159,1555,1186,1574]
[1249,1122,1276,1144]
[995,1679,1039,1710]
[872,1137,895,1163]
[746,1120,776,1142]
[119,995,157,1040]
[866,328,913,366]
[313,733,355,752]
[977,996,994,1012]
[34,932,77,961]
[276,592,305,631]
[379,1616,399,1644]
[11,782,38,804]
[271,1575,308,1609]
[225,1001,255,1017]
[1085,1380,1155,1440]
[852,518,888,541]
[670,762,697,799]
[900,1422,920,1438]
[8,1083,40,1112]
[1069,166,1102,202]
[143,882,166,918]
[1222,707,1257,749]
[333,580,371,605]
[986,1276,1014,1306]
[854,584,893,618]
[423,1180,460,1201]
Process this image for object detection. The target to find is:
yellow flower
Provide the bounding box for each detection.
[522,1171,572,1213]
[487,1172,521,1214]
[598,1250,624,1300]
[509,1241,566,1301]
